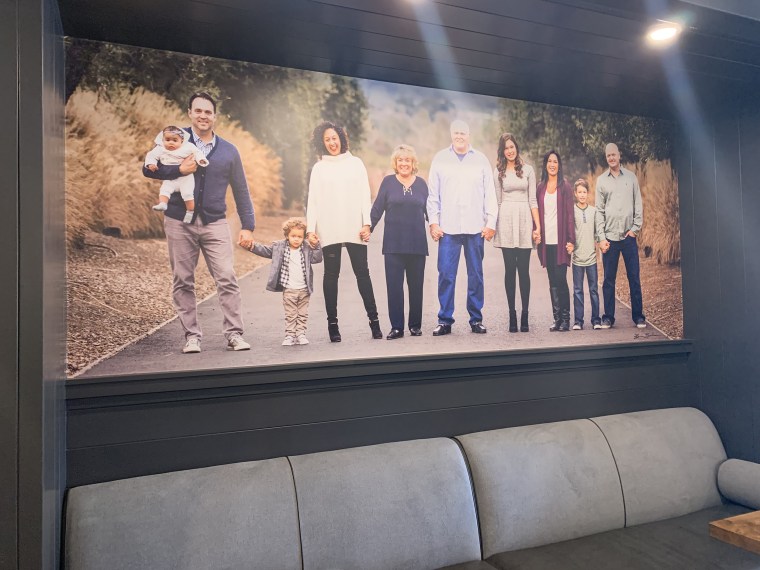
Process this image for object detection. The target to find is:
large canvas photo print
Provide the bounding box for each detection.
[65,39,682,379]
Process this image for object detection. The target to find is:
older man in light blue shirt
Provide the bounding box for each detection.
[427,120,497,335]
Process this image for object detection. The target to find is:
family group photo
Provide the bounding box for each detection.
[65,39,682,378]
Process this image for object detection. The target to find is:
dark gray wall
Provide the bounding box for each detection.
[0,0,19,567]
[67,342,695,486]
[15,0,67,567]
[678,99,760,463]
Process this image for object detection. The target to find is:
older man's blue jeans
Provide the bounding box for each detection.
[437,233,484,326]
[602,235,644,324]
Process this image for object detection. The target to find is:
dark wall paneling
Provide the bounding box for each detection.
[17,0,66,567]
[678,95,760,463]
[0,0,19,567]
[67,342,695,486]
[738,108,760,463]
[713,112,751,461]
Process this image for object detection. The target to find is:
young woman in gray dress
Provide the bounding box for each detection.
[493,133,541,332]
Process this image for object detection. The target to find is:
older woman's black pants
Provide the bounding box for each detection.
[322,243,378,323]
[385,253,426,331]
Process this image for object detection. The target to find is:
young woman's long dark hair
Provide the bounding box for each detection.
[311,121,349,160]
[496,133,524,189]
[540,149,564,185]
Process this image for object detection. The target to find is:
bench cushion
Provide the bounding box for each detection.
[457,419,625,557]
[593,408,726,526]
[289,438,481,570]
[718,459,760,510]
[486,504,757,570]
[65,458,301,570]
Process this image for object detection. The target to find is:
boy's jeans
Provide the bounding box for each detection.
[572,263,600,326]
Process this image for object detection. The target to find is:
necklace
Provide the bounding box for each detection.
[397,175,415,195]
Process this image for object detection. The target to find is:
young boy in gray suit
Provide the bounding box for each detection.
[246,218,322,345]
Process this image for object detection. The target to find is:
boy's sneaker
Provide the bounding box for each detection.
[600,317,613,329]
[152,203,168,211]
[592,321,603,330]
[182,337,201,353]
[296,334,310,345]
[227,334,251,351]
[572,322,583,330]
[183,210,195,224]
[635,318,647,329]
[282,336,296,346]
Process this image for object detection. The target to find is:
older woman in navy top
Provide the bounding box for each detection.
[370,144,429,339]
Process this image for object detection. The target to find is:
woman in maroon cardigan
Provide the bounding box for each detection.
[535,150,575,332]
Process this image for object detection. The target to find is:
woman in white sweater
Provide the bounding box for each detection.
[306,121,382,342]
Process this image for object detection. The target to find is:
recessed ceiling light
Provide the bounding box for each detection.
[646,21,683,45]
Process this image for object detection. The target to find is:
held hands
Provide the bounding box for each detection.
[307,232,320,247]
[532,229,541,244]
[481,227,496,242]
[429,223,444,242]
[600,239,610,253]
[179,155,198,176]
[566,242,575,254]
[238,229,254,251]
[359,225,371,242]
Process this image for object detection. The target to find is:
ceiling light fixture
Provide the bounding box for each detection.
[646,21,683,45]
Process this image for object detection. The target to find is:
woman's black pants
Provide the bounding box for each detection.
[322,242,378,323]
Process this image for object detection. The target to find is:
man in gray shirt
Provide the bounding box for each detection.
[595,143,646,329]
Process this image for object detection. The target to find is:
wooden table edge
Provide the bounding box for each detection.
[709,510,760,556]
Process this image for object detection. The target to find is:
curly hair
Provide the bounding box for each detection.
[540,149,564,185]
[496,133,524,188]
[390,144,419,175]
[311,121,349,159]
[282,217,307,238]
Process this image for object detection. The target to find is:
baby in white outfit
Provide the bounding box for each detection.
[145,126,209,223]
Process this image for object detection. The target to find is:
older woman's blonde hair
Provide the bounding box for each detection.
[390,144,419,175]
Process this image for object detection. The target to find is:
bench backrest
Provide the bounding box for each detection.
[592,407,726,526]
[65,458,302,570]
[457,419,625,558]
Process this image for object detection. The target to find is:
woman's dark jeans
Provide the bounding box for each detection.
[545,244,570,315]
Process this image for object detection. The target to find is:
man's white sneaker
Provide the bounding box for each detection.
[296,335,310,345]
[227,335,251,351]
[282,336,296,346]
[182,337,201,353]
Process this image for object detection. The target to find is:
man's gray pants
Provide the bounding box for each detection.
[164,216,244,342]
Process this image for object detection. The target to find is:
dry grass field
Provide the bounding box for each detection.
[65,88,283,246]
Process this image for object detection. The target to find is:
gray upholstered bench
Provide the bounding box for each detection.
[65,408,760,569]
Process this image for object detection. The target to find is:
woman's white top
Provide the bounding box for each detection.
[307,151,372,247]
[543,190,558,245]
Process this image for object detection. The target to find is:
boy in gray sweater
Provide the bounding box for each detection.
[571,179,601,330]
